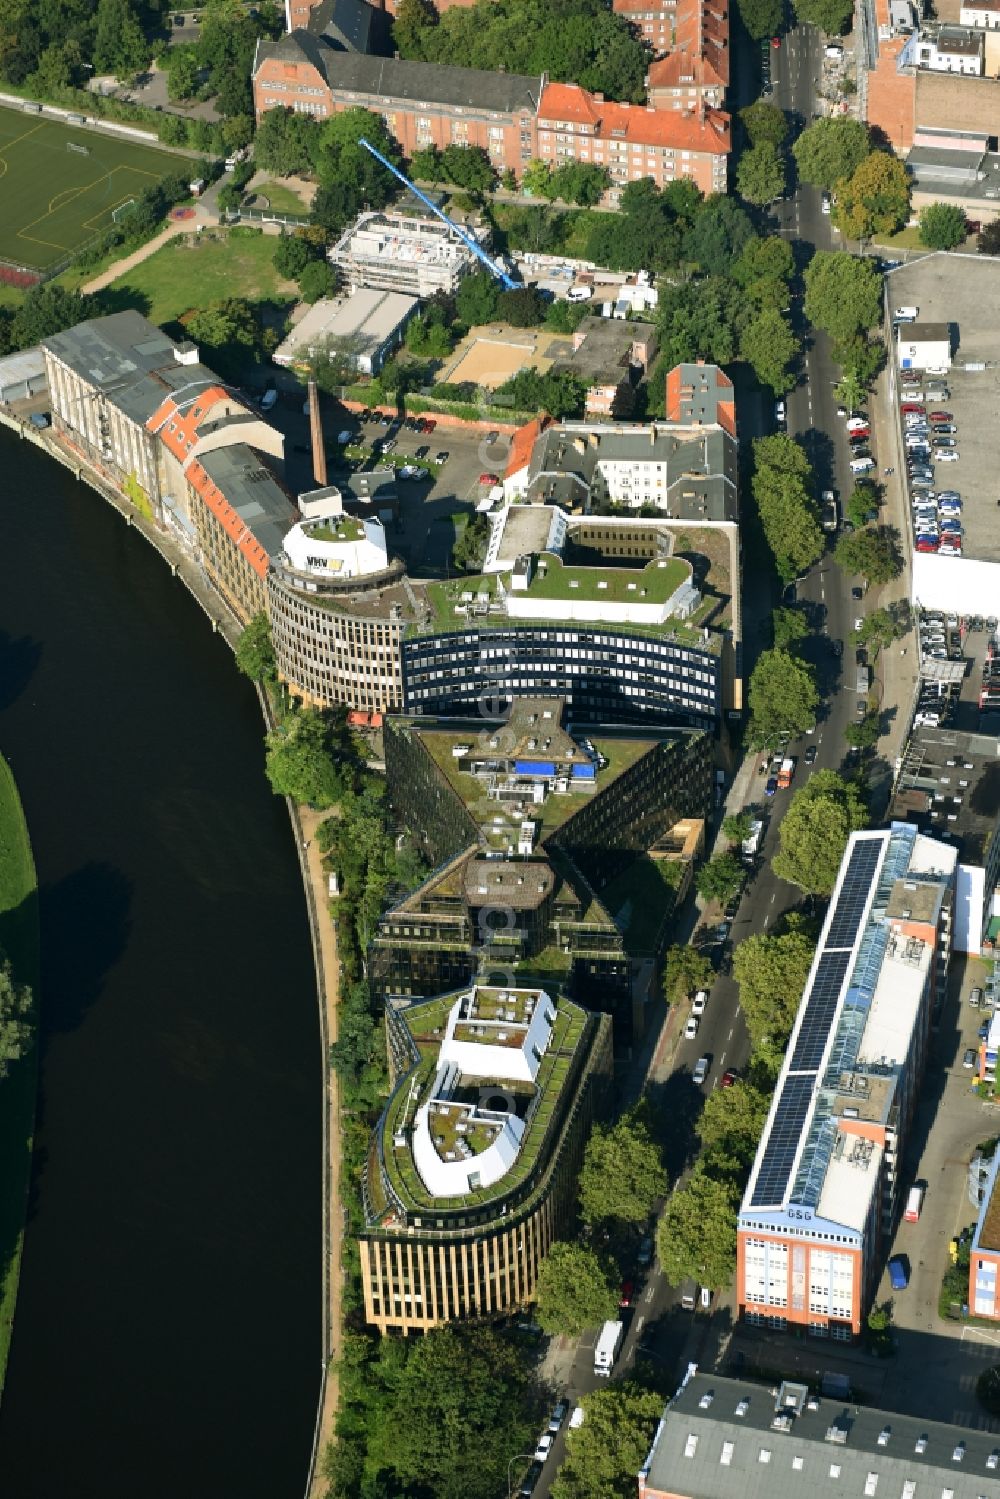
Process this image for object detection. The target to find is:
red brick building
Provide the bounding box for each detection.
[253,42,731,199]
[646,0,729,108]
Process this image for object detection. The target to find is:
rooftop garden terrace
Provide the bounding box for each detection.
[304,516,366,544]
[417,572,723,652]
[378,990,590,1220]
[415,727,654,840]
[524,552,689,605]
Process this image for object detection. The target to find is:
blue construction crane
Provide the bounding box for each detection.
[359,137,521,291]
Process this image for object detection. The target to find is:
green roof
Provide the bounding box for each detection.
[523,552,688,605]
[305,516,366,544]
[378,990,591,1219]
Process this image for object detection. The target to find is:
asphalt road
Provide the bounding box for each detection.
[527,25,893,1497]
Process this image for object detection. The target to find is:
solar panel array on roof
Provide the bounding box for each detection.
[750,1074,814,1208]
[825,839,882,948]
[789,949,852,1072]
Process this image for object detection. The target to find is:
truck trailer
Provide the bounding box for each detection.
[594,1319,624,1377]
[777,756,796,789]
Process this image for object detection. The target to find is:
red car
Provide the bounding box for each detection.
[620,1279,635,1308]
[771,33,781,44]
[721,1068,740,1088]
[479,472,499,485]
[916,537,939,553]
[423,417,437,433]
[930,411,953,422]
[900,403,925,415]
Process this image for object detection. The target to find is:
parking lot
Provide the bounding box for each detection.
[888,255,1000,570]
[276,393,511,578]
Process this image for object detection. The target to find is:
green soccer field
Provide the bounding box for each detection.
[0,105,184,272]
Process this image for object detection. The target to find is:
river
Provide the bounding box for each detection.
[0,432,320,1498]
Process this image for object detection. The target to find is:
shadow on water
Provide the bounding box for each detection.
[37,862,132,1039]
[0,630,42,714]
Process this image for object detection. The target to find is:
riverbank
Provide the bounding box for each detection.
[0,753,39,1396]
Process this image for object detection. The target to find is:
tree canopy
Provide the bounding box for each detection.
[550,1385,664,1499]
[579,1107,667,1227]
[751,433,825,580]
[657,1166,738,1289]
[663,945,716,1005]
[393,0,649,102]
[803,250,882,342]
[792,117,872,190]
[792,0,854,32]
[835,526,904,586]
[235,613,276,682]
[732,928,816,1051]
[698,1078,772,1174]
[919,202,968,251]
[737,142,786,205]
[833,150,911,240]
[0,959,34,1079]
[264,707,351,808]
[771,770,869,896]
[772,604,810,650]
[740,307,798,393]
[740,100,789,148]
[696,852,745,906]
[535,1240,619,1336]
[747,648,819,747]
[683,195,755,275]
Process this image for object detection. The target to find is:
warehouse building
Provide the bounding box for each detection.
[272,288,418,375]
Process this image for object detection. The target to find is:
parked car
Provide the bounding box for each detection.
[721,1067,740,1087]
[620,1280,635,1308]
[930,423,956,435]
[684,1015,700,1040]
[435,450,450,463]
[518,1463,543,1497]
[929,410,953,422]
[821,193,831,214]
[964,1047,977,1069]
[693,1056,710,1085]
[479,472,499,485]
[549,1402,569,1433]
[692,990,708,1015]
[935,450,960,462]
[933,436,957,448]
[638,1236,654,1267]
[534,1434,554,1464]
[805,745,818,764]
[415,444,430,459]
[971,988,985,1007]
[900,402,925,414]
[765,776,778,797]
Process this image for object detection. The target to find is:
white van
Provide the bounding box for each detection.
[567,285,593,302]
[894,305,919,320]
[850,456,875,474]
[904,1185,924,1222]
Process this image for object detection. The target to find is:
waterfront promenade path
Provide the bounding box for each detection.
[298,805,342,1499]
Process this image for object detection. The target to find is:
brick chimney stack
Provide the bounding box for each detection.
[308,379,327,487]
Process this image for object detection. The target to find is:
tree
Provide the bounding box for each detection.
[735,0,783,38]
[977,1366,1000,1416]
[165,45,201,101]
[663,944,716,1005]
[845,481,877,530]
[833,150,911,241]
[498,286,545,327]
[273,233,314,279]
[392,0,437,55]
[9,283,87,351]
[857,601,910,649]
[772,604,810,650]
[456,269,501,327]
[835,332,885,388]
[792,117,871,191]
[740,306,798,392]
[93,0,147,76]
[235,612,275,681]
[835,368,868,414]
[696,852,745,906]
[365,1324,538,1499]
[684,195,754,275]
[737,142,785,205]
[409,144,441,181]
[792,0,853,31]
[440,142,494,191]
[919,201,968,251]
[658,1167,738,1289]
[772,770,869,896]
[978,221,1000,256]
[497,366,587,418]
[549,161,610,206]
[186,298,260,379]
[803,250,882,341]
[550,1385,664,1499]
[254,106,315,177]
[298,259,336,303]
[835,525,904,586]
[722,812,754,846]
[222,115,254,152]
[535,1241,619,1336]
[698,1078,771,1171]
[845,713,881,750]
[732,928,816,1049]
[740,100,788,148]
[579,1107,667,1227]
[32,37,84,92]
[656,276,745,368]
[314,107,400,205]
[752,434,824,580]
[0,961,33,1078]
[748,648,819,747]
[264,708,347,807]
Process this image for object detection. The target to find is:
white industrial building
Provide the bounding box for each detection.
[896,321,951,372]
[273,288,418,375]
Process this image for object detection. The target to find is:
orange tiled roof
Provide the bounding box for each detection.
[146,385,233,463]
[186,458,270,579]
[538,82,731,151]
[674,0,730,84]
[505,414,552,478]
[648,51,727,91]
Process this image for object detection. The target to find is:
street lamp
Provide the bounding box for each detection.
[507,1452,535,1499]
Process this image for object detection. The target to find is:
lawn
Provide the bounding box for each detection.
[255,178,310,216]
[0,105,184,272]
[0,754,39,1395]
[103,227,299,325]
